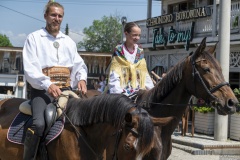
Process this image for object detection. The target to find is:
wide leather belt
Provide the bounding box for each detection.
[42,66,71,88]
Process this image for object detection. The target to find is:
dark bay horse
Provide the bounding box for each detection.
[137,37,239,160]
[0,94,173,160]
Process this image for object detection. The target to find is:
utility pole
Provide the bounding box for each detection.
[147,0,152,19]
[214,0,230,141]
[121,17,127,43]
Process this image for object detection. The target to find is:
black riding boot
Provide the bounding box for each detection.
[23,128,41,160]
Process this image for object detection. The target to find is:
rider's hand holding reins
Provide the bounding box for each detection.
[48,84,62,98]
[78,80,87,95]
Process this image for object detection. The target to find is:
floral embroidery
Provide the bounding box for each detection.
[112,44,144,96]
[114,44,144,63]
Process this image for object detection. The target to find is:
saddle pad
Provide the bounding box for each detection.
[7,112,65,145]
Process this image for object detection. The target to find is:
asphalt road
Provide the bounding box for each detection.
[168,147,240,160]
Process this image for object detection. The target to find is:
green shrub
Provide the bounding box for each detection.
[233,88,240,111]
[233,88,240,100]
[194,106,214,113]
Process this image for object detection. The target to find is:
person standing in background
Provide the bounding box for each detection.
[94,74,106,93]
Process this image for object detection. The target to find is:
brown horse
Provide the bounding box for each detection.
[0,94,173,160]
[137,37,239,160]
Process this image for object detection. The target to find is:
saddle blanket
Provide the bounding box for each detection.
[7,112,65,145]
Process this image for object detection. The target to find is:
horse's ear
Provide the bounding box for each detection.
[125,113,132,123]
[189,51,194,56]
[208,42,218,55]
[193,37,207,58]
[151,116,175,126]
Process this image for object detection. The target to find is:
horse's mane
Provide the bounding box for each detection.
[148,57,187,102]
[136,109,154,156]
[65,94,133,127]
[65,94,155,156]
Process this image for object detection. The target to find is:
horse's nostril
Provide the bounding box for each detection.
[228,99,235,107]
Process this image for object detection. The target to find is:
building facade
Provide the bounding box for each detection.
[0,47,111,99]
[133,0,240,89]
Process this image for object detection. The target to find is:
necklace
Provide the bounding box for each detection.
[124,44,135,54]
[53,41,59,49]
[53,41,60,61]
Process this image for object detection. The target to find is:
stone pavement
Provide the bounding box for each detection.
[169,129,240,159]
[168,147,240,160]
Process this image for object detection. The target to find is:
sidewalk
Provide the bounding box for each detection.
[171,126,240,156]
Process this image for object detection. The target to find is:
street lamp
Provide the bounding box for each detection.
[121,16,127,43]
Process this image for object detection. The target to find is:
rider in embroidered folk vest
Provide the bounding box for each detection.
[22,2,87,160]
[107,22,154,96]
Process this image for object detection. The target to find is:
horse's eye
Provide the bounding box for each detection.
[203,68,210,72]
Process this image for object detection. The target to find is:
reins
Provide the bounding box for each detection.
[130,93,199,110]
[140,99,212,111]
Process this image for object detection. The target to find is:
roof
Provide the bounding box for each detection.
[0,47,23,52]
[79,52,112,57]
[0,47,112,57]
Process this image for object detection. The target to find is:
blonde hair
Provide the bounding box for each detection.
[44,1,64,15]
[124,22,140,33]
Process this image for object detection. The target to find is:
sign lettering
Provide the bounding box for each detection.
[147,7,211,27]
[153,22,195,51]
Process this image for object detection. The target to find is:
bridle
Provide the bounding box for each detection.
[112,107,146,160]
[139,52,230,109]
[190,52,229,104]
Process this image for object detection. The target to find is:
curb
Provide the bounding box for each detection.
[172,143,213,155]
[172,135,240,155]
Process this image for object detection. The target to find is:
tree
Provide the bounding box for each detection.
[78,15,122,52]
[65,23,69,35]
[0,34,13,47]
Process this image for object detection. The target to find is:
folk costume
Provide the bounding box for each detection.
[108,44,154,96]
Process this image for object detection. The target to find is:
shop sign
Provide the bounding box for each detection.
[153,22,195,51]
[147,7,211,27]
[176,7,211,21]
[146,14,174,27]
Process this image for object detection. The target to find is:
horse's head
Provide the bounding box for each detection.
[187,37,239,115]
[116,107,175,160]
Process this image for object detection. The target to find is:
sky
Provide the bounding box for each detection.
[0,0,161,47]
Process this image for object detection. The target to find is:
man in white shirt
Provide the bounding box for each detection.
[22,2,87,159]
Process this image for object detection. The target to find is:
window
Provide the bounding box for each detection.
[168,1,196,14]
[0,86,14,95]
[208,0,214,5]
[179,2,188,11]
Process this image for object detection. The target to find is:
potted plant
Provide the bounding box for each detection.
[233,15,239,28]
[230,88,240,141]
[194,105,215,135]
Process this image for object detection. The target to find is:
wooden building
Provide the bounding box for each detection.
[0,47,111,99]
[132,0,240,89]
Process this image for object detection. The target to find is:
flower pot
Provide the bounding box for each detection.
[194,112,215,135]
[230,113,240,141]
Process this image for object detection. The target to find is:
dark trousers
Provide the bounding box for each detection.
[30,88,53,137]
